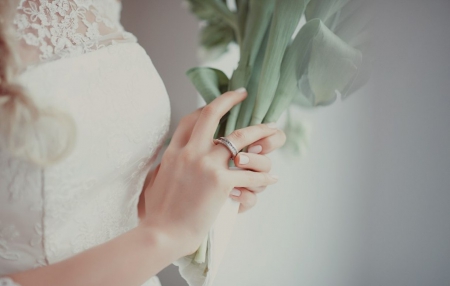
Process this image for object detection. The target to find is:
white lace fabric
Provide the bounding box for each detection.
[13,0,137,67]
[0,42,169,286]
[1,1,168,286]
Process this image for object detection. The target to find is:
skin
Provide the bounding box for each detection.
[5,89,287,285]
[139,117,286,215]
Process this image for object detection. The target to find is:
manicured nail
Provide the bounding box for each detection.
[266,122,277,129]
[238,154,249,164]
[235,87,247,94]
[230,189,242,196]
[248,145,262,154]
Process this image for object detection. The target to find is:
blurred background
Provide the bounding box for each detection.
[121,0,450,285]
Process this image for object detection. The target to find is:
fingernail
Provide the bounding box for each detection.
[266,122,278,129]
[230,189,242,196]
[270,174,279,180]
[235,87,247,94]
[238,154,249,164]
[248,145,262,154]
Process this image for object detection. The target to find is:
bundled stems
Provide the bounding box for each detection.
[251,0,308,125]
[224,0,276,135]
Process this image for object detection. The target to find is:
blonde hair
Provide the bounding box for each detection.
[0,0,76,166]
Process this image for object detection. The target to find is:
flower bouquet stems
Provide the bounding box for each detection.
[181,0,371,281]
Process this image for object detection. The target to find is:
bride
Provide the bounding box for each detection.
[0,0,286,285]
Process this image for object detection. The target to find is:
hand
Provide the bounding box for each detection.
[229,127,287,213]
[140,88,280,257]
[140,129,287,216]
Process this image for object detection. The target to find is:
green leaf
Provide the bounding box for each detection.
[304,0,372,100]
[185,0,221,22]
[185,0,235,25]
[224,0,276,135]
[200,21,235,60]
[280,108,310,156]
[235,18,272,130]
[251,0,308,126]
[298,20,363,106]
[236,0,250,41]
[264,18,320,122]
[186,67,229,104]
[332,0,371,43]
[305,0,350,25]
[186,0,240,61]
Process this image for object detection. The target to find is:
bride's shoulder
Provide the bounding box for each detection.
[13,0,135,67]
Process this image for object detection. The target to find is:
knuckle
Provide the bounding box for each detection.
[197,156,212,171]
[230,129,246,141]
[247,173,258,186]
[201,105,217,119]
[210,168,226,186]
[179,148,196,163]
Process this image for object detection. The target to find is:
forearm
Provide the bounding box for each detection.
[6,224,183,286]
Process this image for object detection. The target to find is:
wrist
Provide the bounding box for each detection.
[137,221,189,260]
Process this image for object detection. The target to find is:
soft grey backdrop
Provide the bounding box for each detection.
[121,1,450,285]
[121,1,194,285]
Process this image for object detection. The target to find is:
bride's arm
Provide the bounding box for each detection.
[2,223,185,286]
[138,163,160,219]
[2,88,286,286]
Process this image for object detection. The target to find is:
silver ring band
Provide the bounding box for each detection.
[213,137,239,160]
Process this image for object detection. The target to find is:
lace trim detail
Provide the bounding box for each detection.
[0,277,21,286]
[13,0,137,66]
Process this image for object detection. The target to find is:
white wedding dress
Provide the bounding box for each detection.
[0,1,171,285]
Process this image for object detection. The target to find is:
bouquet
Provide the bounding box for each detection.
[175,0,371,284]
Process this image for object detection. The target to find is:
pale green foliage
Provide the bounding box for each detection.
[236,19,271,130]
[185,0,237,60]
[305,0,351,26]
[184,0,371,263]
[200,22,235,59]
[186,67,229,104]
[297,20,362,106]
[185,0,371,143]
[282,108,311,156]
[264,18,321,122]
[225,0,276,135]
[250,0,308,126]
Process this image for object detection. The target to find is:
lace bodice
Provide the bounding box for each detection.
[0,43,169,286]
[13,0,137,66]
[0,1,169,285]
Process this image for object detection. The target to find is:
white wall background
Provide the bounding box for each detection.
[121,1,450,285]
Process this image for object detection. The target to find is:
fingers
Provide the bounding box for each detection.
[235,185,266,193]
[233,152,271,173]
[188,89,247,149]
[211,123,278,160]
[229,169,278,189]
[169,107,204,150]
[229,188,257,213]
[247,129,287,155]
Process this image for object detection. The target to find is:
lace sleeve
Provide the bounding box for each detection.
[13,0,136,66]
[0,277,21,286]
